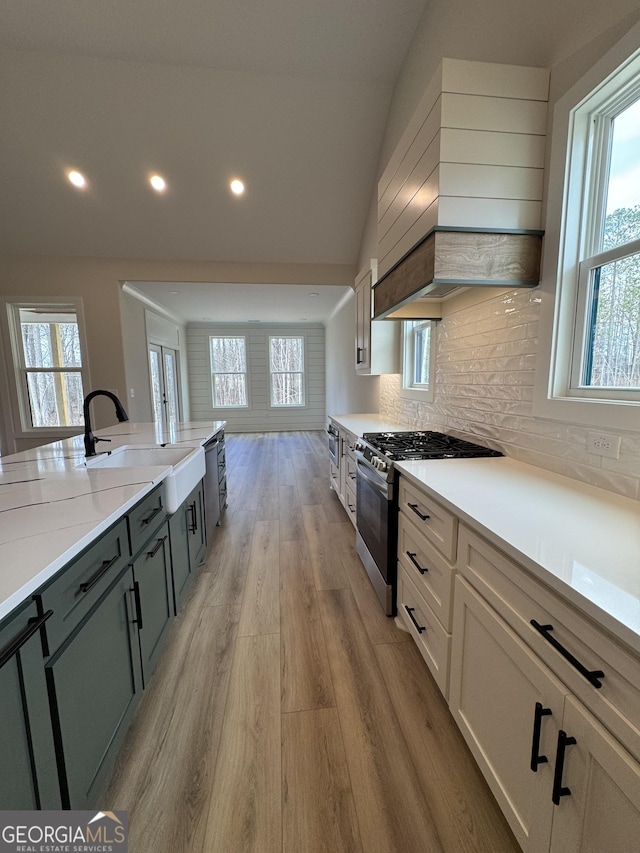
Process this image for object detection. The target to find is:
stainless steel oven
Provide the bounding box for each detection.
[354,452,397,616]
[327,423,339,467]
[355,431,502,616]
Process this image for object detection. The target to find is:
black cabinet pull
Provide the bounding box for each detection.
[188,502,197,534]
[407,503,430,521]
[79,554,119,593]
[0,610,53,670]
[406,551,428,574]
[552,729,577,805]
[147,535,167,558]
[141,504,162,526]
[404,605,426,634]
[530,620,605,688]
[132,581,144,631]
[530,701,552,772]
[356,346,364,364]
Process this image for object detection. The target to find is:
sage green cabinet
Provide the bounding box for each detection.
[168,482,206,613]
[45,566,142,809]
[132,521,172,684]
[0,603,61,809]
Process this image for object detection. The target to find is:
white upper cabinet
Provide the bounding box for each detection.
[354,260,398,375]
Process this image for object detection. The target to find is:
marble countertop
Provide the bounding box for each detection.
[396,456,640,654]
[0,421,225,622]
[328,413,409,435]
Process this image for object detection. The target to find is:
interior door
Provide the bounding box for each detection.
[149,344,180,424]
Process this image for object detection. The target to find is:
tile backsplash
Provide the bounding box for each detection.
[379,289,640,500]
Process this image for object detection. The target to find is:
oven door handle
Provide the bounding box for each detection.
[356,458,388,495]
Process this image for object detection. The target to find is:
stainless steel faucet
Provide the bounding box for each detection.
[83,390,129,457]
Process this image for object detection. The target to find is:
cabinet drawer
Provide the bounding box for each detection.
[397,512,454,630]
[38,518,130,655]
[345,455,358,489]
[398,565,451,698]
[458,523,640,762]
[345,481,357,527]
[398,477,457,561]
[128,484,167,558]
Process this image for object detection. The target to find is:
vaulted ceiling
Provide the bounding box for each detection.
[0,0,429,269]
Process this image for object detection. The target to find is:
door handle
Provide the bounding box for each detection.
[530,701,552,772]
[552,729,577,805]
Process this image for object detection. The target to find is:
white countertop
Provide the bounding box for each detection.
[328,413,409,435]
[396,456,640,654]
[0,421,225,622]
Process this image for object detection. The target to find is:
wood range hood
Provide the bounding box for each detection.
[372,226,544,320]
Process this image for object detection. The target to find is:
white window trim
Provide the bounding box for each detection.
[2,297,91,438]
[268,334,307,408]
[209,335,250,409]
[534,19,640,431]
[400,320,436,403]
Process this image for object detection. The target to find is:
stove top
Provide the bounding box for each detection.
[361,430,503,461]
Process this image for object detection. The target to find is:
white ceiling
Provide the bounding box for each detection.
[128,280,351,324]
[0,0,428,322]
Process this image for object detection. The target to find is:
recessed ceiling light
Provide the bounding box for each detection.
[168,290,179,294]
[150,175,166,192]
[230,179,245,196]
[309,292,319,297]
[67,170,86,188]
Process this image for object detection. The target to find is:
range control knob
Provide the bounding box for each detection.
[354,440,365,452]
[373,456,388,473]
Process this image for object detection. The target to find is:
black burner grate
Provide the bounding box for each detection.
[362,431,502,460]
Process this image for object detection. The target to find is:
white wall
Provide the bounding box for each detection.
[187,322,326,432]
[325,290,381,417]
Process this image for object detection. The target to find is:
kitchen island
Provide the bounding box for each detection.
[0,420,224,810]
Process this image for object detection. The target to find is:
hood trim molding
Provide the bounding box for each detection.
[372,227,543,319]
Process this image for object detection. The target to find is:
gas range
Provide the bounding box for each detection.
[355,430,502,481]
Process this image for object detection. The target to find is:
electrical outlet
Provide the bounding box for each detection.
[587,431,621,459]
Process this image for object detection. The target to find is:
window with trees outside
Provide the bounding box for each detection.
[568,71,640,399]
[269,336,305,407]
[402,320,435,401]
[210,336,248,407]
[10,304,87,428]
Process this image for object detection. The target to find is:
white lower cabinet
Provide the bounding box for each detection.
[450,576,640,852]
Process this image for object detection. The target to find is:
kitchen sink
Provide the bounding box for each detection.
[83,445,206,513]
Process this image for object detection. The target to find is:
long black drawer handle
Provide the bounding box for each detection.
[552,729,577,805]
[530,701,552,772]
[406,551,428,574]
[0,610,53,670]
[530,620,605,688]
[141,505,162,526]
[188,502,197,534]
[79,554,120,593]
[147,535,168,558]
[407,503,430,521]
[132,580,144,631]
[404,605,426,634]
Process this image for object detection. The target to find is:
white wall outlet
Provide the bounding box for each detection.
[130,388,135,398]
[587,431,621,459]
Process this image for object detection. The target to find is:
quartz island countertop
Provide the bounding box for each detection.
[0,421,225,622]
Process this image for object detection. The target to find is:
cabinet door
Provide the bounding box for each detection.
[355,271,371,371]
[450,577,566,852]
[132,522,173,684]
[187,482,207,570]
[0,605,60,809]
[46,567,142,808]
[549,695,640,853]
[169,503,191,613]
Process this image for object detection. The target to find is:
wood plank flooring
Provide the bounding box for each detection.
[103,431,520,853]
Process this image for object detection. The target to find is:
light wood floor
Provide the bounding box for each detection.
[104,431,520,853]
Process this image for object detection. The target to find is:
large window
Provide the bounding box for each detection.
[269,336,305,407]
[9,303,87,429]
[571,91,640,396]
[210,336,248,407]
[539,37,640,428]
[401,320,435,400]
